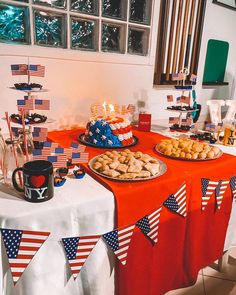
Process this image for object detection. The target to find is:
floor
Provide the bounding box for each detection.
[165,247,236,295]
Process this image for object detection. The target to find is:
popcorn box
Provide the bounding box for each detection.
[138,113,151,132]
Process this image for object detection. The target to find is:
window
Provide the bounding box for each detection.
[0,0,153,56]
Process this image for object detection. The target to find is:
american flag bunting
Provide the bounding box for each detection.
[17,99,34,111]
[71,152,89,164]
[163,183,187,217]
[28,65,45,77]
[11,64,28,75]
[35,99,50,110]
[103,225,135,265]
[136,206,162,244]
[201,178,219,211]
[230,176,236,200]
[215,180,230,209]
[0,228,50,285]
[62,235,100,280]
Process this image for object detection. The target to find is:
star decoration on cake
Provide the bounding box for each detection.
[102,121,107,126]
[93,139,98,144]
[101,135,107,140]
[95,128,100,133]
[108,140,113,145]
[89,131,93,136]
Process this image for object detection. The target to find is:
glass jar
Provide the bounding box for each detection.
[3,138,25,185]
[0,128,6,180]
[18,128,34,159]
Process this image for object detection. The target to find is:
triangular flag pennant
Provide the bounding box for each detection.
[201,178,218,211]
[215,180,229,209]
[103,225,135,265]
[136,206,162,244]
[230,176,236,200]
[62,234,100,280]
[0,228,50,285]
[163,183,187,217]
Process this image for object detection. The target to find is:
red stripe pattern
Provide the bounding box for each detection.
[62,235,100,280]
[0,229,50,285]
[201,178,218,211]
[103,225,135,265]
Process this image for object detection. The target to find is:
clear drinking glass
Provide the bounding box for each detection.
[18,129,34,158]
[3,138,25,185]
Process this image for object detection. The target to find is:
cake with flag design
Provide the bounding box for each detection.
[85,117,133,147]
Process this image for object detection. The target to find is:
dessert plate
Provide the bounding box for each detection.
[78,133,139,149]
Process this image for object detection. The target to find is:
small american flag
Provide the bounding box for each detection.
[32,149,47,160]
[71,152,89,164]
[136,206,162,244]
[28,65,45,77]
[35,99,50,110]
[163,183,187,217]
[32,127,48,142]
[0,228,50,285]
[181,118,192,126]
[43,142,58,150]
[215,180,229,209]
[103,225,135,265]
[127,104,135,115]
[54,147,72,159]
[177,95,190,105]
[11,64,28,75]
[17,99,34,111]
[169,117,179,124]
[230,176,236,200]
[172,72,185,81]
[47,155,67,168]
[205,123,216,131]
[201,178,219,211]
[70,142,86,153]
[167,95,173,102]
[62,235,100,280]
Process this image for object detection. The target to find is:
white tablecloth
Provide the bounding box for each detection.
[0,174,115,295]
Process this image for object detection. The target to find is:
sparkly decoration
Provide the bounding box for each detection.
[33,0,67,9]
[128,27,148,55]
[102,23,123,53]
[34,10,66,47]
[71,17,96,50]
[70,0,97,15]
[130,0,151,24]
[0,4,30,44]
[102,0,122,19]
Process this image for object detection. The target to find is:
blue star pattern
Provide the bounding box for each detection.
[103,230,119,252]
[163,194,179,212]
[201,178,210,197]
[0,229,22,259]
[136,216,151,235]
[87,119,121,147]
[62,237,80,260]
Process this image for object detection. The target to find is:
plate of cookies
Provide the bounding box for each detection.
[89,149,167,181]
[155,138,223,161]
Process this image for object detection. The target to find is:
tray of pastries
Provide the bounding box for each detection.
[155,138,222,161]
[89,149,167,182]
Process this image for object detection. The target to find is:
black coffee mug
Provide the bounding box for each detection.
[12,160,54,203]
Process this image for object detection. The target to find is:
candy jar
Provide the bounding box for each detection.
[3,138,25,185]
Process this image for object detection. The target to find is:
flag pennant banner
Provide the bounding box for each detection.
[0,228,50,285]
[215,180,230,209]
[35,99,50,110]
[62,235,100,280]
[136,206,162,244]
[32,127,48,142]
[103,225,135,265]
[201,178,219,211]
[230,176,236,200]
[11,64,28,75]
[47,155,67,168]
[71,152,89,164]
[163,183,187,217]
[167,95,173,102]
[169,117,179,124]
[17,99,34,111]
[28,65,45,77]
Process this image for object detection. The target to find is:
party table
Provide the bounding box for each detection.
[0,175,115,295]
[49,128,236,295]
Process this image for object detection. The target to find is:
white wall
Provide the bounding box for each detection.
[0,0,236,133]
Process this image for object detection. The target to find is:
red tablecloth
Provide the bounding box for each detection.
[48,129,235,295]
